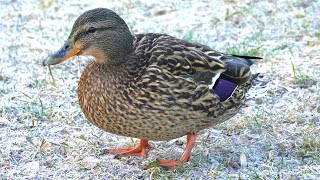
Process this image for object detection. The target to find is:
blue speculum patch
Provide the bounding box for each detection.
[213,79,237,102]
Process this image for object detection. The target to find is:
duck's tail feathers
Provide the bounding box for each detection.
[231,55,263,60]
[219,54,263,85]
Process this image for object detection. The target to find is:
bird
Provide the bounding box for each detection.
[43,8,262,170]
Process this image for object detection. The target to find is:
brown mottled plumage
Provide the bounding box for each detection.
[43,8,260,170]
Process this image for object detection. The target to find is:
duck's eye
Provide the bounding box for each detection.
[88,27,96,33]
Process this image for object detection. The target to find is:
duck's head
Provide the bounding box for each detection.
[43,8,134,66]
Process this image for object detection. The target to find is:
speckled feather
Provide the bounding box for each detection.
[77,32,254,141]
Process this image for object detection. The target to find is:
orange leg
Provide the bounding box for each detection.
[157,132,196,170]
[105,139,151,157]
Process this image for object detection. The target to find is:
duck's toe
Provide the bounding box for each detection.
[105,139,151,158]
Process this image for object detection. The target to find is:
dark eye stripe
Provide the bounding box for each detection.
[88,27,114,33]
[73,27,114,42]
[100,27,114,31]
[88,27,96,33]
[74,31,86,42]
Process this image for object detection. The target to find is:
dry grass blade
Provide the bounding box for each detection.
[48,65,56,85]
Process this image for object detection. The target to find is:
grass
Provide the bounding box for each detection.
[224,30,264,56]
[291,61,317,85]
[316,30,320,39]
[175,29,205,44]
[39,0,58,10]
[1,0,320,179]
[296,133,320,161]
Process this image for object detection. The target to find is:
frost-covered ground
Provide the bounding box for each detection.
[0,0,319,179]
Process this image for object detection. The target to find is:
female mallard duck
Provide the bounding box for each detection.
[43,8,260,170]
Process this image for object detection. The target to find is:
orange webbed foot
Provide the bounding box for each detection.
[157,132,196,171]
[105,139,151,158]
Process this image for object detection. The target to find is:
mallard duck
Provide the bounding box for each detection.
[43,8,261,170]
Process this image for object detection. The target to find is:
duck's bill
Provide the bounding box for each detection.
[42,40,80,66]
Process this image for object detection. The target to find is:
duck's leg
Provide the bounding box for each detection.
[105,139,151,157]
[157,132,196,170]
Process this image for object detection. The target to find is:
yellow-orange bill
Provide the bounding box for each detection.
[42,41,80,66]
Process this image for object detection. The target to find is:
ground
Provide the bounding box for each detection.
[0,0,319,179]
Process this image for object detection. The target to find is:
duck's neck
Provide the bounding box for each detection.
[82,58,140,90]
[101,62,130,86]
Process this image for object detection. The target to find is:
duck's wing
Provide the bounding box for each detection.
[134,33,255,87]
